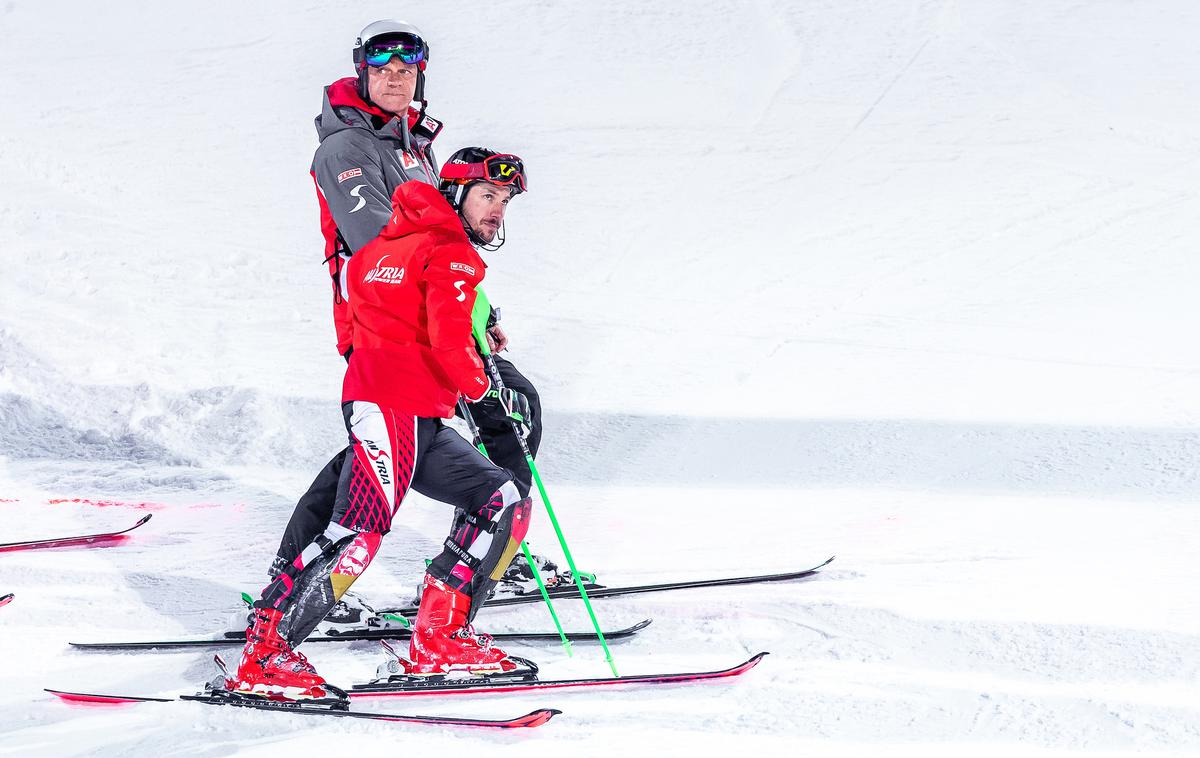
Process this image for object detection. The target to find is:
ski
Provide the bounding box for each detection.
[44,688,558,729]
[70,618,653,651]
[383,557,835,617]
[0,514,153,553]
[350,651,769,697]
[0,593,13,608]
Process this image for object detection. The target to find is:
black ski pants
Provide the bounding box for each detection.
[270,355,541,575]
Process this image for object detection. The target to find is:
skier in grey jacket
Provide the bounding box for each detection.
[310,19,444,355]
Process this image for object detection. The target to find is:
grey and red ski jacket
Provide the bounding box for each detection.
[310,77,444,356]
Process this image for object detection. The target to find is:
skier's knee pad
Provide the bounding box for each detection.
[329,531,383,600]
[278,524,381,645]
[261,523,354,609]
[478,496,533,584]
[465,493,533,623]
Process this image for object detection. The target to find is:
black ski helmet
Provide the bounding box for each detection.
[439,147,528,250]
[438,147,528,210]
[352,20,430,110]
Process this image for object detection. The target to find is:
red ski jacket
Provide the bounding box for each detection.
[342,181,490,416]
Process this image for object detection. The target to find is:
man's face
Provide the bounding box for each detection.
[460,182,516,244]
[366,58,418,115]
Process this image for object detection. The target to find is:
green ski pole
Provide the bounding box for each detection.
[470,288,619,677]
[455,396,574,658]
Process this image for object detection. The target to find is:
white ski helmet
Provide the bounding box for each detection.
[352,20,430,106]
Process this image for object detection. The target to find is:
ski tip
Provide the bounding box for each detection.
[135,514,154,527]
[0,593,13,607]
[737,651,770,672]
[807,556,835,571]
[519,708,562,728]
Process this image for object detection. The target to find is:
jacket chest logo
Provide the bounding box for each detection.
[399,151,420,171]
[364,255,406,285]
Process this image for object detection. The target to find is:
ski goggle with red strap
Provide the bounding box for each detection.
[440,154,527,193]
[363,33,428,67]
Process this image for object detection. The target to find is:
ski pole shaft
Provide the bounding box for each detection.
[476,356,620,677]
[468,286,618,675]
[455,398,573,658]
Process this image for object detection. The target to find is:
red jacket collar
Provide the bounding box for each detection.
[381,181,475,244]
[327,77,420,128]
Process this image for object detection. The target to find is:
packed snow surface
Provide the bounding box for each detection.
[1,1,1198,755]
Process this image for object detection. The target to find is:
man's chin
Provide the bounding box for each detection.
[374,96,411,113]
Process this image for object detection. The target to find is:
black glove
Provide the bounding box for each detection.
[473,387,532,439]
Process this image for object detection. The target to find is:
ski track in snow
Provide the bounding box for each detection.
[3,1,1200,755]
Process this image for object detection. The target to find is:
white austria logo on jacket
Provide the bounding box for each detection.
[364,255,405,285]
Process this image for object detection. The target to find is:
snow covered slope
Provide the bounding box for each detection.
[1,1,1198,755]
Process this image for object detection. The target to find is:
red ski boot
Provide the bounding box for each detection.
[407,575,519,676]
[228,607,330,699]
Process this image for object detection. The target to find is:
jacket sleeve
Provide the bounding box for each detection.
[312,141,393,254]
[328,252,354,357]
[425,242,489,402]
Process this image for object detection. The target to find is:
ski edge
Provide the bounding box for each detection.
[0,514,153,552]
[46,688,558,728]
[350,651,770,697]
[69,619,654,651]
[385,557,836,616]
[176,694,560,728]
[46,688,173,703]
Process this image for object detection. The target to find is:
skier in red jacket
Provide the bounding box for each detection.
[230,152,534,700]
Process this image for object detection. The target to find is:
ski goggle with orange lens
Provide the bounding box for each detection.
[363,34,428,67]
[440,154,527,193]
